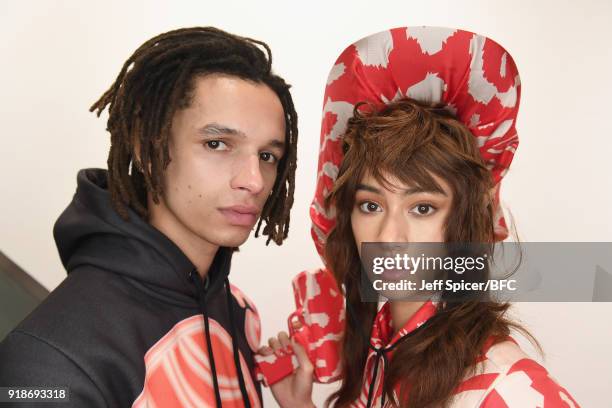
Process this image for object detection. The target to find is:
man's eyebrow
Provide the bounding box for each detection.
[199,122,284,151]
[356,183,447,196]
[266,139,285,151]
[199,123,246,137]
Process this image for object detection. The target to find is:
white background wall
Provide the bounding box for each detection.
[1,0,611,406]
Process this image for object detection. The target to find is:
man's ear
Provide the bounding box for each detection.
[132,130,146,173]
[133,157,144,173]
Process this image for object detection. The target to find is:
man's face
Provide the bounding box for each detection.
[149,74,286,248]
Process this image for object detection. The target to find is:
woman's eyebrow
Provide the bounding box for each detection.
[356,183,447,196]
[356,183,382,194]
[403,185,448,196]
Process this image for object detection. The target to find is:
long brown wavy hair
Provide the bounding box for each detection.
[324,98,537,407]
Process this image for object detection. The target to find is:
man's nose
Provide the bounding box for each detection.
[230,154,264,194]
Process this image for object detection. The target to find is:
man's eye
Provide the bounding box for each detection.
[260,152,278,164]
[410,204,436,216]
[205,140,228,150]
[358,201,382,213]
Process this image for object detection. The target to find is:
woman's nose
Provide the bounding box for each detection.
[377,213,409,243]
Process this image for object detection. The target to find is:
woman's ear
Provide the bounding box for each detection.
[484,184,499,209]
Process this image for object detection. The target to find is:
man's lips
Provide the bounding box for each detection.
[218,205,260,226]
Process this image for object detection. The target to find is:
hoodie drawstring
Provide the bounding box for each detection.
[191,270,223,407]
[225,277,252,408]
[191,268,253,408]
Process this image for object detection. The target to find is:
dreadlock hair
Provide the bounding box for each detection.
[90,27,298,245]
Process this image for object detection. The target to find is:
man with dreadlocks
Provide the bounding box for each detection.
[0,27,298,407]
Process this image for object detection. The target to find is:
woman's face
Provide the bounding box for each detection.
[351,170,453,253]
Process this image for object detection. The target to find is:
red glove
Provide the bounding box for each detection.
[255,268,345,386]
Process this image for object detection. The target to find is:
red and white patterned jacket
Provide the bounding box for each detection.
[356,299,580,407]
[256,268,580,408]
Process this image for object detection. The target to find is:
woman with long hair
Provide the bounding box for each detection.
[257,27,580,407]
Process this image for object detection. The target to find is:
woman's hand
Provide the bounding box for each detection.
[258,322,315,408]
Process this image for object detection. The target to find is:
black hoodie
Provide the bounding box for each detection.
[0,169,262,407]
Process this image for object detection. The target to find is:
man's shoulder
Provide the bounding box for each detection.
[0,266,174,406]
[2,268,127,374]
[229,282,259,314]
[13,267,128,334]
[0,329,108,406]
[227,282,262,354]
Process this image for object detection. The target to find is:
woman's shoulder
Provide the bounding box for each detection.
[450,338,580,407]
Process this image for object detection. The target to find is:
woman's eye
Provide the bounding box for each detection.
[410,204,436,216]
[359,201,382,213]
[205,140,228,150]
[260,151,278,164]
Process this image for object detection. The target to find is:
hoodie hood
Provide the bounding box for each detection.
[53,168,232,305]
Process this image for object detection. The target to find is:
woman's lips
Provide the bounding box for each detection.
[219,205,259,227]
[381,269,410,281]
